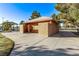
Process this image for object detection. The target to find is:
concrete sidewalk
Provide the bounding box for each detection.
[2,31,79,56]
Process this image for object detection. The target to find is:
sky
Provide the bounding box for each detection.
[0,3,59,24]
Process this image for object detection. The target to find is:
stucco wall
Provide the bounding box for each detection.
[20,24,24,33]
[48,22,58,36]
[38,22,49,37]
[20,24,27,33]
[20,20,59,37]
[38,22,58,37]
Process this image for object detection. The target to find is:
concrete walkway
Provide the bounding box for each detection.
[1,31,79,56]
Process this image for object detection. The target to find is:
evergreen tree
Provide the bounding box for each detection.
[20,20,24,25]
[29,11,41,20]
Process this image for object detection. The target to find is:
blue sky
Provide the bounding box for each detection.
[0,3,59,24]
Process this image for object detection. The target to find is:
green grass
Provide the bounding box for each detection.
[0,33,14,56]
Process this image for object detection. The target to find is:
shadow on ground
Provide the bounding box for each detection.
[10,45,79,56]
[50,31,79,37]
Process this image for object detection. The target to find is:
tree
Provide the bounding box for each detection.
[51,14,57,20]
[51,13,67,21]
[29,11,41,20]
[10,22,18,25]
[20,20,24,25]
[2,21,12,31]
[57,13,67,20]
[68,6,79,24]
[55,3,79,25]
[10,22,18,31]
[55,3,70,13]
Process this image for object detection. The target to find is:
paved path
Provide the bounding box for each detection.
[1,31,79,56]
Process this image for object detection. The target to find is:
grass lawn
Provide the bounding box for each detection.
[0,33,14,56]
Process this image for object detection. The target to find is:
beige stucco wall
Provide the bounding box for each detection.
[48,22,58,36]
[32,25,38,30]
[20,21,59,36]
[38,22,49,37]
[38,22,58,37]
[20,24,24,33]
[20,24,26,33]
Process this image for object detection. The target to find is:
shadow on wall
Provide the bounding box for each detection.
[10,45,79,56]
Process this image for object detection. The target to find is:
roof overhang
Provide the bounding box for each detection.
[24,17,58,24]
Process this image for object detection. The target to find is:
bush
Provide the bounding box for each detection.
[2,21,12,32]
